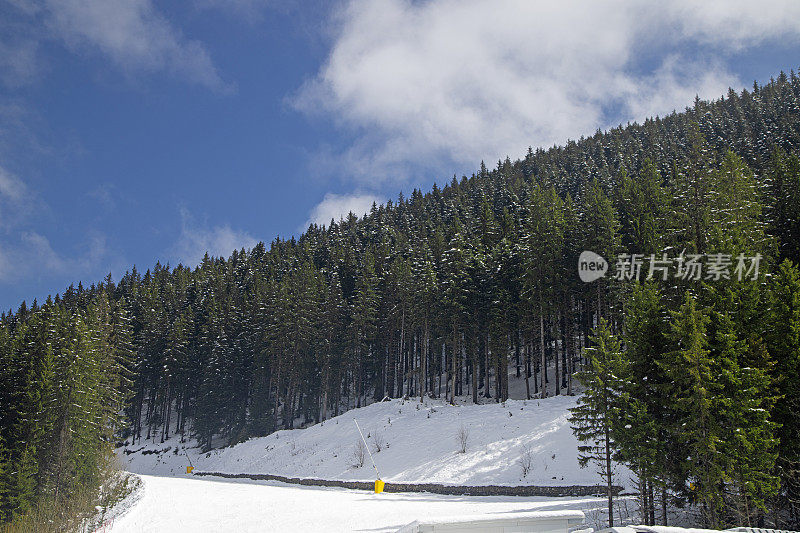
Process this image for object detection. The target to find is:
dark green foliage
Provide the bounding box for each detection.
[768,261,800,519]
[0,295,130,524]
[569,320,626,526]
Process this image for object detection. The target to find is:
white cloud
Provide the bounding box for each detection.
[0,0,229,91]
[0,165,27,202]
[295,0,800,184]
[171,208,258,267]
[0,164,35,230]
[665,0,800,49]
[303,192,382,230]
[0,230,110,283]
[44,0,229,91]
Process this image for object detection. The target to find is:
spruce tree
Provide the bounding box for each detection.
[570,319,625,527]
[660,293,725,528]
[768,261,800,522]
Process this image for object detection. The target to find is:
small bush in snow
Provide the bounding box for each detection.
[519,444,533,477]
[456,423,469,454]
[351,439,367,468]
[373,431,384,453]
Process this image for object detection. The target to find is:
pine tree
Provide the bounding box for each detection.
[0,435,9,521]
[617,160,667,255]
[580,178,621,321]
[660,292,725,528]
[523,184,564,398]
[570,319,625,527]
[442,220,472,404]
[767,149,800,263]
[618,282,671,525]
[767,261,800,521]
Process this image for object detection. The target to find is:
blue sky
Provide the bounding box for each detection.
[1,0,800,310]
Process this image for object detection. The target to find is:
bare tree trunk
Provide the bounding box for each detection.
[605,423,614,527]
[567,296,574,395]
[472,331,478,404]
[539,300,546,398]
[320,361,329,422]
[485,333,491,398]
[399,309,406,398]
[555,312,561,396]
[420,320,428,402]
[450,323,457,405]
[524,335,531,400]
[649,481,656,525]
[501,335,509,401]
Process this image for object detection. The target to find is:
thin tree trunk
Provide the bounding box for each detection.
[605,423,614,527]
[555,313,561,396]
[450,323,457,405]
[539,300,546,398]
[399,309,405,399]
[648,481,656,525]
[524,336,531,400]
[420,320,428,402]
[472,331,478,404]
[485,333,491,398]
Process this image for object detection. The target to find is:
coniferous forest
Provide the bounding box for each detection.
[2,72,800,529]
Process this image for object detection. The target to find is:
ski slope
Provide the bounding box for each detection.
[121,394,632,489]
[110,474,609,533]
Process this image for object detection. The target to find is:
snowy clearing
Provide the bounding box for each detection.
[113,393,636,531]
[109,474,610,533]
[120,394,632,489]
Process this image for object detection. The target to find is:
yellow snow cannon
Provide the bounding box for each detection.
[354,419,384,495]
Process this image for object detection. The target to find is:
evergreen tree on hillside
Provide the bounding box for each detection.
[523,184,564,397]
[580,178,621,323]
[767,149,800,263]
[768,261,800,522]
[618,283,671,525]
[617,160,667,255]
[660,293,726,528]
[442,219,472,404]
[570,319,625,527]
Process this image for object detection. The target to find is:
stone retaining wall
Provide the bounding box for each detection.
[192,471,622,497]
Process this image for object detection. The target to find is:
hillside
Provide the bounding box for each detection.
[120,393,632,489]
[3,72,800,530]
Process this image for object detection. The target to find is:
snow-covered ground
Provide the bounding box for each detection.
[121,394,632,489]
[110,474,612,533]
[113,392,637,532]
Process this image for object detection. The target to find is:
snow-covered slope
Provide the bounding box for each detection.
[120,394,632,489]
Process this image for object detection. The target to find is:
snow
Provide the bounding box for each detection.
[113,391,636,532]
[110,474,608,533]
[120,394,632,489]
